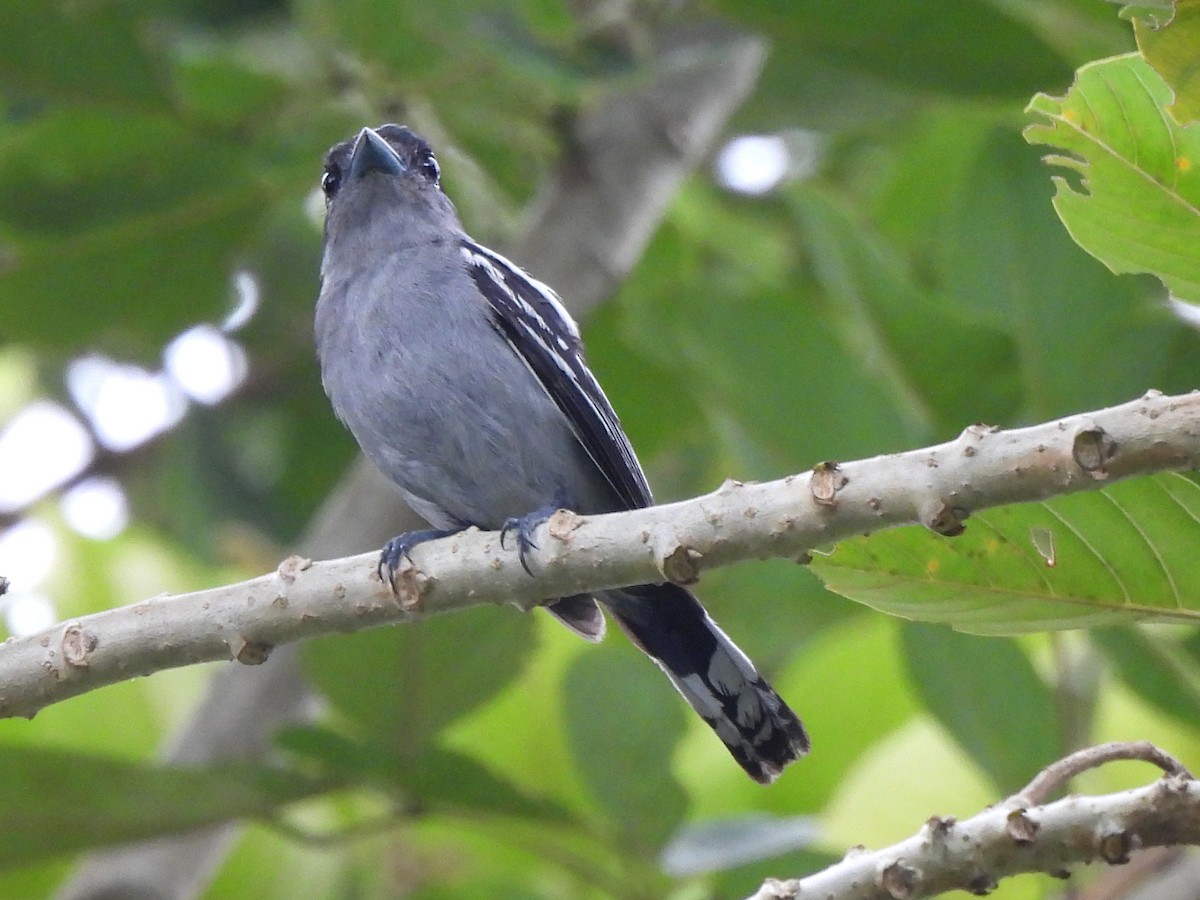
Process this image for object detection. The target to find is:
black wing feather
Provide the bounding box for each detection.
[459,239,652,510]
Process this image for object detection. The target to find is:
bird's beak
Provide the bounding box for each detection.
[349,127,406,179]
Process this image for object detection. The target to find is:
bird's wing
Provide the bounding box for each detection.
[459,239,653,510]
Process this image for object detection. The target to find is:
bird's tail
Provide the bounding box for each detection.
[603,583,809,784]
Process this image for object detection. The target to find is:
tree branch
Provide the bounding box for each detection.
[1016,741,1193,806]
[5,390,1198,720]
[747,741,1200,900]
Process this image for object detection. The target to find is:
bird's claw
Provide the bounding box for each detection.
[378,528,460,584]
[500,505,559,576]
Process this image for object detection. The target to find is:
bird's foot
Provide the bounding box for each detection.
[378,528,462,584]
[500,505,561,576]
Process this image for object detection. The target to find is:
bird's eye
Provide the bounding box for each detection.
[321,165,342,198]
[418,153,440,185]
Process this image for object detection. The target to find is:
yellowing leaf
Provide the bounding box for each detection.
[1136,0,1200,124]
[811,473,1200,635]
[1024,53,1200,300]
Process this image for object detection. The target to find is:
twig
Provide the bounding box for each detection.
[749,743,1200,900]
[1016,741,1193,806]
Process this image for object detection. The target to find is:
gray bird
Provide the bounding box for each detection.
[315,124,809,783]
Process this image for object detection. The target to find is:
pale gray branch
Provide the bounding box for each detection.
[5,389,1199,721]
[749,742,1200,900]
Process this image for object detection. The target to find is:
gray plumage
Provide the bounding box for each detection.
[316,125,809,783]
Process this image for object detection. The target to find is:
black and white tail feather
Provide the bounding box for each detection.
[459,237,810,783]
[609,584,809,783]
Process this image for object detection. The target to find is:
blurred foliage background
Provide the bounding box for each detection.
[1,0,1200,898]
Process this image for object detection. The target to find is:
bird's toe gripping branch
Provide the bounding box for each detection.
[378,528,462,583]
[500,504,562,576]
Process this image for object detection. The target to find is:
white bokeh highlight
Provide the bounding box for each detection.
[0,519,57,589]
[0,518,62,638]
[304,186,326,228]
[61,476,129,540]
[1168,296,1200,329]
[4,592,57,637]
[223,269,261,332]
[67,355,188,452]
[164,325,248,405]
[0,401,94,512]
[716,134,791,195]
[715,130,824,196]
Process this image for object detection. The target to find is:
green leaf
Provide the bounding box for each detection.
[0,1,168,108]
[0,193,266,347]
[875,109,1192,418]
[1091,626,1200,728]
[901,623,1059,792]
[400,748,574,823]
[789,184,1021,436]
[619,186,922,476]
[292,0,582,103]
[171,56,291,128]
[811,473,1200,635]
[275,724,389,780]
[1136,0,1200,124]
[583,299,707,465]
[562,644,688,854]
[0,745,329,868]
[1121,1,1181,27]
[0,110,256,237]
[936,127,1178,418]
[1024,53,1200,301]
[302,605,536,757]
[716,0,1074,100]
[279,725,573,823]
[0,110,271,346]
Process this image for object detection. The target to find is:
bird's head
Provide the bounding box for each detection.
[320,125,459,258]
